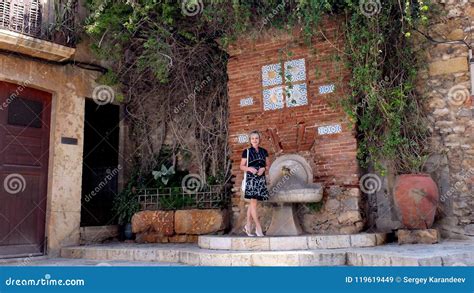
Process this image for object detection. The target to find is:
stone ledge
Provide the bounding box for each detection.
[0,29,75,62]
[199,233,387,251]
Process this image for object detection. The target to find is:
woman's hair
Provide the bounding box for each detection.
[248,130,261,146]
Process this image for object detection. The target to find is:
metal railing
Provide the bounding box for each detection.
[0,0,77,47]
[137,184,231,211]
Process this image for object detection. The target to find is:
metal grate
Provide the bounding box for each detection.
[0,0,77,46]
[138,184,231,211]
[0,0,41,36]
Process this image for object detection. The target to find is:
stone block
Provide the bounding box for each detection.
[269,236,308,250]
[209,237,232,250]
[337,211,362,224]
[251,252,300,266]
[131,210,174,236]
[350,233,376,247]
[308,235,350,249]
[231,237,270,251]
[397,229,439,244]
[199,253,232,266]
[428,57,468,76]
[175,209,227,235]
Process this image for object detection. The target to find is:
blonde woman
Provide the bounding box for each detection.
[240,131,270,237]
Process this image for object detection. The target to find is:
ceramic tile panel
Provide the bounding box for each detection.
[261,63,283,87]
[319,84,335,94]
[318,124,342,135]
[263,86,284,111]
[284,58,306,83]
[239,97,254,107]
[285,83,308,108]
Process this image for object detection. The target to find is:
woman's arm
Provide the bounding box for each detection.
[240,158,248,172]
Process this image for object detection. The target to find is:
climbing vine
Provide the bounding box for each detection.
[84,0,434,181]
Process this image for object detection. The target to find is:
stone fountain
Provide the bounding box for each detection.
[266,154,323,236]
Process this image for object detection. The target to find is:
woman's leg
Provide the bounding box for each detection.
[246,202,253,228]
[250,199,263,233]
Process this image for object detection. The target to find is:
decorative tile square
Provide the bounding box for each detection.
[319,84,335,94]
[237,134,249,144]
[239,97,254,107]
[285,83,308,108]
[263,86,284,111]
[318,124,342,135]
[261,63,283,87]
[284,58,306,83]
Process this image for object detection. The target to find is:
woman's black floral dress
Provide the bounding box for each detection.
[242,147,269,201]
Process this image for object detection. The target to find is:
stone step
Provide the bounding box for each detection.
[198,233,387,251]
[60,243,346,266]
[60,240,474,266]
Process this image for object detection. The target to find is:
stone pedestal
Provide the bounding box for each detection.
[397,229,439,245]
[266,204,303,236]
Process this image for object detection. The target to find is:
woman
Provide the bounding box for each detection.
[240,130,270,237]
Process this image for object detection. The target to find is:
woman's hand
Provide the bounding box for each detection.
[247,167,258,174]
[257,167,265,176]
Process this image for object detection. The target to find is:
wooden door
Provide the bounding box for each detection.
[0,81,51,258]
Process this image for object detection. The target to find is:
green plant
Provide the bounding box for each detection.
[152,164,175,185]
[85,0,435,177]
[112,177,140,225]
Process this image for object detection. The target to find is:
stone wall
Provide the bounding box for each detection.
[416,0,473,238]
[0,52,100,255]
[225,19,363,234]
[132,209,229,243]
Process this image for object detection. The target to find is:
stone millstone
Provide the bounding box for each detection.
[397,229,439,245]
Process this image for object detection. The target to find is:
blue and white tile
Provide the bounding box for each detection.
[319,84,335,94]
[285,83,308,108]
[261,63,283,87]
[239,97,254,107]
[318,124,342,135]
[263,86,284,111]
[284,58,306,83]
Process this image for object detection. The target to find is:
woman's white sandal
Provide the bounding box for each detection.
[243,224,255,237]
[255,227,264,237]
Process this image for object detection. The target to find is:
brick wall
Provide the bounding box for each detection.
[226,19,363,234]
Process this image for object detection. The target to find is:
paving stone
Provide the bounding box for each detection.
[350,234,376,247]
[134,249,156,262]
[199,253,232,266]
[231,237,270,251]
[269,236,308,250]
[209,237,232,250]
[251,252,300,266]
[231,254,252,266]
[198,236,211,249]
[298,252,346,266]
[308,235,351,249]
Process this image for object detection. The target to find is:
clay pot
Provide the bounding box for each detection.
[393,174,439,229]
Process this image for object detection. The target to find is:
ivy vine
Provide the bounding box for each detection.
[84,0,434,178]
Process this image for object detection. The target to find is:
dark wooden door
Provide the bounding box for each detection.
[0,81,51,258]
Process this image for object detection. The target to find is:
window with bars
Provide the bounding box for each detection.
[0,0,42,37]
[0,0,77,46]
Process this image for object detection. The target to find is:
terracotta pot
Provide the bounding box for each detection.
[393,174,439,229]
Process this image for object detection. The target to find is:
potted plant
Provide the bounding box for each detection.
[392,148,439,229]
[112,182,140,240]
[45,0,76,46]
